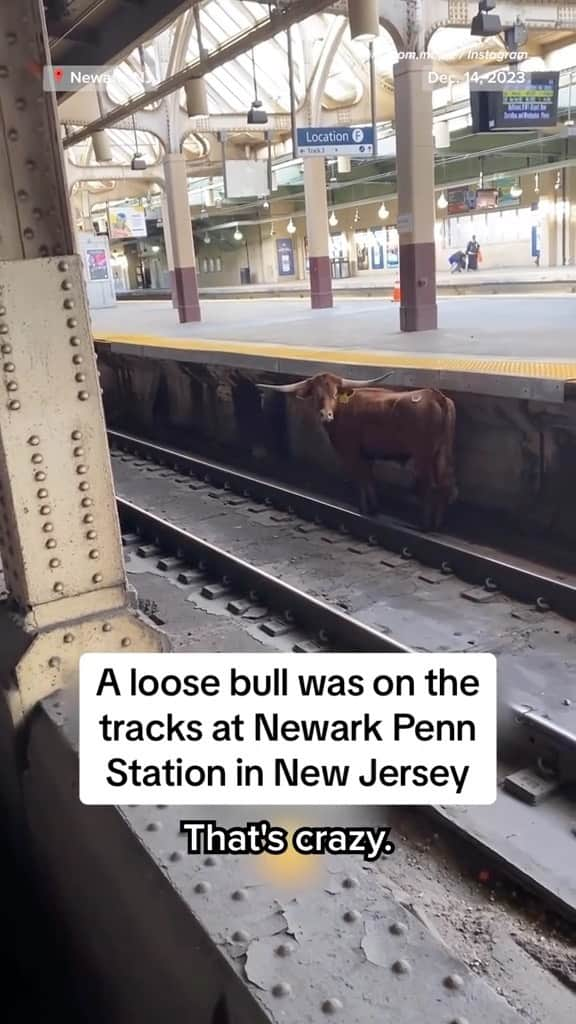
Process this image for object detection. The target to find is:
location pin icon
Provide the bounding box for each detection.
[53,67,63,83]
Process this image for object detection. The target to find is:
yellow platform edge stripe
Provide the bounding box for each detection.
[95,332,576,381]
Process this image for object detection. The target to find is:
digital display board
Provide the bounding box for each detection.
[475,189,499,209]
[470,71,559,132]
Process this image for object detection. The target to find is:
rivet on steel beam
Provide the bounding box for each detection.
[39,245,49,256]
[35,471,46,482]
[76,464,88,474]
[79,482,89,492]
[231,929,249,943]
[45,539,56,549]
[17,189,28,201]
[72,355,83,365]
[63,299,75,309]
[53,582,64,593]
[32,209,42,220]
[0,324,9,334]
[73,446,84,456]
[49,559,60,569]
[7,129,18,141]
[61,280,73,291]
[1,346,12,356]
[275,943,294,957]
[343,910,361,923]
[28,435,40,445]
[146,822,161,831]
[6,32,17,44]
[23,228,34,240]
[39,505,51,515]
[8,400,20,410]
[6,380,17,391]
[392,959,411,975]
[58,261,69,272]
[271,983,291,998]
[169,851,182,862]
[444,975,464,990]
[92,573,103,583]
[89,549,99,559]
[194,881,211,894]
[449,1019,470,1024]
[42,523,54,533]
[83,513,94,523]
[321,999,343,1014]
[203,855,220,867]
[342,876,358,889]
[75,373,87,383]
[67,318,78,328]
[3,363,15,372]
[121,637,131,647]
[0,67,8,78]
[48,657,60,669]
[102,622,112,632]
[71,430,82,440]
[63,633,74,643]
[0,307,6,316]
[389,921,407,936]
[78,391,89,401]
[25,160,36,171]
[86,530,97,540]
[231,889,248,901]
[81,498,93,507]
[31,454,43,464]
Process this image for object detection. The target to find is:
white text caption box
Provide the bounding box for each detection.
[79,652,497,806]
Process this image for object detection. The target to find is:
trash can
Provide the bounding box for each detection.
[240,266,251,285]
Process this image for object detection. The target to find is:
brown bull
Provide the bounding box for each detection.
[258,372,457,530]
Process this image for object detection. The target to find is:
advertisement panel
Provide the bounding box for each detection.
[109,204,147,239]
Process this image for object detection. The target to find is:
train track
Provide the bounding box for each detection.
[109,429,576,621]
[109,428,576,924]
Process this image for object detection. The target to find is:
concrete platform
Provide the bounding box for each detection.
[117,266,576,302]
[93,295,576,402]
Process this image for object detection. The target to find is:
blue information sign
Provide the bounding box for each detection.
[276,238,295,276]
[296,125,374,158]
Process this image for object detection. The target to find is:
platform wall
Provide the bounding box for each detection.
[97,347,576,544]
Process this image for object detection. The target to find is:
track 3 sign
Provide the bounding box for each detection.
[297,125,374,158]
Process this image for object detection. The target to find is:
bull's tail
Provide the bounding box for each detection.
[433,393,457,500]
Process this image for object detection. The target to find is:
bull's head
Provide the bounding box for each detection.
[256,371,395,425]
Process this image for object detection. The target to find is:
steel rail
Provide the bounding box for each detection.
[109,430,576,621]
[117,497,412,655]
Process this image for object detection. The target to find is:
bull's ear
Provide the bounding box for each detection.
[294,380,312,400]
[337,387,354,404]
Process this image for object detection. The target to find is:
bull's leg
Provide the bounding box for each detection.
[413,457,436,531]
[339,448,379,515]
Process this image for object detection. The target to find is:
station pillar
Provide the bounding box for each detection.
[163,153,201,322]
[160,193,177,308]
[303,158,333,308]
[0,0,166,828]
[393,59,438,331]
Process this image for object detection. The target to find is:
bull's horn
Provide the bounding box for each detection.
[255,381,305,393]
[339,372,395,389]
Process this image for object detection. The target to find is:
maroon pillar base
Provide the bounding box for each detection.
[173,265,201,322]
[399,242,437,332]
[309,255,333,309]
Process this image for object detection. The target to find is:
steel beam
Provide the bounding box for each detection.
[0,0,166,825]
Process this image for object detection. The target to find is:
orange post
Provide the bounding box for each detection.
[392,278,401,302]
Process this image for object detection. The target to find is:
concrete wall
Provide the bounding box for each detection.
[97,347,576,545]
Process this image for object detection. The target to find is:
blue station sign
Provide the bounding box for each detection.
[296,125,374,158]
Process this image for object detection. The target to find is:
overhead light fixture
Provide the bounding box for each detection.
[233,225,243,241]
[554,171,561,191]
[286,217,296,234]
[470,0,502,37]
[437,192,448,209]
[262,198,270,209]
[151,245,160,253]
[348,0,379,41]
[353,208,360,224]
[247,49,268,124]
[92,130,112,163]
[203,232,211,244]
[329,211,338,227]
[185,77,208,118]
[510,182,523,198]
[534,173,540,193]
[377,202,389,220]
